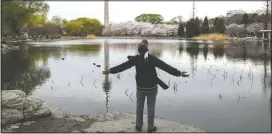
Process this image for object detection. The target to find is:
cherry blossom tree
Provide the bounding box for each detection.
[102,21,178,37]
[226,23,246,36]
[246,22,264,35]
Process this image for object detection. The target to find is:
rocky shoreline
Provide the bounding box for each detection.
[2,111,204,133]
[1,90,204,132]
[1,90,52,126]
[1,44,19,54]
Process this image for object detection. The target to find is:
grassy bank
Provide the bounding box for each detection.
[99,36,181,39]
[87,34,97,39]
[195,34,231,41]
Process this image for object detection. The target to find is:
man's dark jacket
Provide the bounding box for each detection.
[109,54,181,88]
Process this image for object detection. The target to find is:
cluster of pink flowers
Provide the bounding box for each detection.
[102,21,178,37]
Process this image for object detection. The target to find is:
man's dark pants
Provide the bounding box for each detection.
[136,86,158,130]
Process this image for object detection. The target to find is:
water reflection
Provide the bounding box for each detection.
[178,45,184,54]
[226,42,270,64]
[102,41,112,113]
[109,43,163,57]
[213,44,225,59]
[149,45,163,57]
[186,43,200,59]
[185,43,200,76]
[28,44,101,59]
[63,44,101,56]
[270,42,272,132]
[203,43,209,61]
[1,44,102,95]
[1,51,51,95]
[263,46,268,91]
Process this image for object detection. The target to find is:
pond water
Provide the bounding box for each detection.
[2,39,271,132]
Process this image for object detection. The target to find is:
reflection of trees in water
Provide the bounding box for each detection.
[184,42,271,64]
[270,46,272,132]
[202,43,209,61]
[2,44,102,95]
[226,42,270,64]
[63,44,101,56]
[185,43,200,76]
[28,48,62,65]
[225,42,271,94]
[110,43,163,57]
[28,44,102,61]
[1,51,51,95]
[178,45,184,55]
[60,44,101,57]
[263,51,268,90]
[149,47,162,57]
[110,43,138,56]
[212,44,225,59]
[185,43,200,59]
[261,43,271,93]
[242,43,248,62]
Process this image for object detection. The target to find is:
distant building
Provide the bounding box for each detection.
[226,10,246,17]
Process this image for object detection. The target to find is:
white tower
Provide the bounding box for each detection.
[104,0,109,26]
[192,0,195,19]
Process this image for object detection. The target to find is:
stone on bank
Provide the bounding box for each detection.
[1,44,19,54]
[1,90,52,126]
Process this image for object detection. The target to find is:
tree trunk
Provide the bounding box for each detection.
[11,22,17,38]
[265,0,269,30]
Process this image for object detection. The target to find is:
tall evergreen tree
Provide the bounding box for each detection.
[178,23,185,37]
[186,19,194,38]
[218,19,226,33]
[241,13,249,25]
[185,18,201,38]
[194,17,202,36]
[213,17,219,33]
[212,17,226,33]
[201,16,210,34]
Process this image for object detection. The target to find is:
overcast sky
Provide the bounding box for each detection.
[47,1,265,24]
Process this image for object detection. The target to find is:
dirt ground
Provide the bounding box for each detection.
[1,112,204,133]
[2,116,96,133]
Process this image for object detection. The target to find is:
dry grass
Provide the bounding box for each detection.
[87,34,98,39]
[195,33,231,41]
[110,36,137,38]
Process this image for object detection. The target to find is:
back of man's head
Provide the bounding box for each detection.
[138,43,148,54]
[141,39,148,45]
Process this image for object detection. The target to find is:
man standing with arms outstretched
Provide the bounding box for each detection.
[103,39,189,133]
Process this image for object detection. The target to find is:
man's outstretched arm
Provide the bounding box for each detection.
[104,59,135,74]
[154,57,189,77]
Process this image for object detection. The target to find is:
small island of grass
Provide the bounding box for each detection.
[195,33,231,41]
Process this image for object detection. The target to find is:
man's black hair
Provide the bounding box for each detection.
[141,39,148,45]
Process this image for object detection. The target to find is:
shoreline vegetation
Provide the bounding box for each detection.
[2,1,270,43]
[194,33,232,41]
[2,34,265,43]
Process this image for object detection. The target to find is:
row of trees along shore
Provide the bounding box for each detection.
[2,0,271,39]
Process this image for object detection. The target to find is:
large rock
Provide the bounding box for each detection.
[1,90,52,126]
[1,109,24,125]
[24,97,44,111]
[24,104,52,120]
[2,90,27,110]
[84,112,204,132]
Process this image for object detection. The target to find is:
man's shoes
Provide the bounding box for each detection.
[135,126,142,131]
[148,127,157,133]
